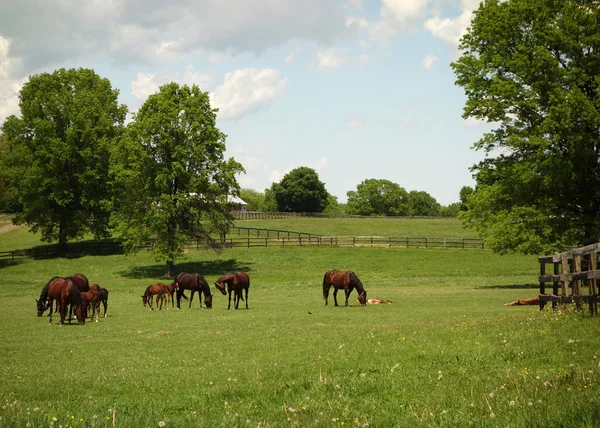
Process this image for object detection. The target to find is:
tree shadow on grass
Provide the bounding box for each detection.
[476,283,539,290]
[119,259,254,280]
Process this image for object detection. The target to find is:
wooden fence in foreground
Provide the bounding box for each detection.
[538,243,600,315]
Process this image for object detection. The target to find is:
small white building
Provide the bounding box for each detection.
[227,195,247,212]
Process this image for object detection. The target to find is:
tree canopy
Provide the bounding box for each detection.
[346,179,409,216]
[452,0,600,254]
[110,82,244,274]
[269,167,329,212]
[0,68,126,247]
[406,190,441,216]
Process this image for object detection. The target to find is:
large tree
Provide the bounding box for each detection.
[0,68,126,248]
[269,167,329,212]
[346,179,409,216]
[406,190,441,216]
[452,0,600,254]
[110,82,244,275]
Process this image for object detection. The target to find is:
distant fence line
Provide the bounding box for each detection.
[233,211,454,220]
[0,230,485,262]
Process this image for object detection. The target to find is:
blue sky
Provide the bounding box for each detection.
[0,0,491,205]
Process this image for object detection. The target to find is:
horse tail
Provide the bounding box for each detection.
[322,271,330,299]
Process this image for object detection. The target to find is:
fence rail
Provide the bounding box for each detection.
[233,211,455,220]
[0,230,485,262]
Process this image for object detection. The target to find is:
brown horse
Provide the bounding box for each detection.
[142,284,168,310]
[46,278,86,325]
[323,270,367,307]
[214,272,250,310]
[174,273,212,309]
[366,298,392,305]
[160,283,178,309]
[89,284,109,317]
[36,273,89,317]
[81,289,101,322]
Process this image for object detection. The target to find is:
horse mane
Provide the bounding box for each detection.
[40,276,61,302]
[69,281,84,306]
[348,271,364,293]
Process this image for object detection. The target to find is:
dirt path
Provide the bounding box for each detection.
[0,224,19,234]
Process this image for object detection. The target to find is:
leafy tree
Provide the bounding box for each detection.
[452,0,600,254]
[262,187,278,212]
[346,179,409,216]
[459,186,474,211]
[406,190,441,216]
[239,188,265,211]
[110,83,244,275]
[269,167,329,212]
[440,203,461,217]
[0,68,126,247]
[322,194,345,215]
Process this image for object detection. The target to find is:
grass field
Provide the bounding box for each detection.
[1,220,600,427]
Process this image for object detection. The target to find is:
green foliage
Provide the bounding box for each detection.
[110,82,244,273]
[322,194,345,215]
[440,202,461,217]
[346,178,409,216]
[406,190,441,216]
[459,185,474,211]
[452,0,600,254]
[0,68,126,244]
[239,188,265,211]
[269,167,329,212]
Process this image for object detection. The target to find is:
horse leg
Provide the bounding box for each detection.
[234,290,240,310]
[176,290,181,309]
[228,289,232,310]
[344,289,351,307]
[333,288,340,307]
[245,287,249,309]
[324,284,331,306]
[59,299,67,325]
[189,290,194,308]
[47,299,54,324]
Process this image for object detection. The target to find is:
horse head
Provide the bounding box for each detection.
[74,305,86,325]
[214,281,227,295]
[141,295,149,306]
[36,299,46,317]
[357,290,367,306]
[204,294,213,309]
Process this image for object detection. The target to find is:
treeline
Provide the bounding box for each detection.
[240,173,472,217]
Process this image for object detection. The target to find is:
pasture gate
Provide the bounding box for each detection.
[538,243,600,315]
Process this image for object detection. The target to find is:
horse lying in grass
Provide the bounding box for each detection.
[365,298,392,304]
[504,297,540,306]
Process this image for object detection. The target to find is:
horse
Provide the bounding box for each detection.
[504,297,540,306]
[323,270,367,307]
[142,284,168,310]
[214,272,250,310]
[36,273,89,317]
[160,283,178,309]
[81,289,101,322]
[174,273,212,309]
[90,284,109,317]
[46,278,86,325]
[365,298,392,305]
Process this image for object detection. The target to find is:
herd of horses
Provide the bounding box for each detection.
[36,273,109,325]
[36,269,372,325]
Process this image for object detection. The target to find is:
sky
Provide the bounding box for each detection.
[0,0,493,206]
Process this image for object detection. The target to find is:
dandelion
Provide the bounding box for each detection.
[288,407,296,413]
[509,401,515,406]
[209,381,213,385]
[489,392,494,398]
[34,407,39,412]
[159,421,166,427]
[490,413,496,418]
[528,402,533,406]
[52,417,58,421]
[568,339,575,344]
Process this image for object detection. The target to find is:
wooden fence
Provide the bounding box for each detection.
[538,243,600,315]
[0,227,485,262]
[232,211,454,220]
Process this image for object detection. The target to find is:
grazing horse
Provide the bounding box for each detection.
[174,273,212,309]
[214,272,250,310]
[89,284,109,317]
[81,289,101,322]
[160,283,178,309]
[36,273,89,317]
[323,270,367,307]
[46,278,86,325]
[142,284,168,310]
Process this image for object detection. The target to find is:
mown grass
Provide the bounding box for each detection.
[1,224,600,427]
[233,217,477,238]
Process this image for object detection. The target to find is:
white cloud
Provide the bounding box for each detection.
[208,51,231,64]
[270,157,329,183]
[344,0,363,9]
[370,0,430,41]
[346,16,369,31]
[130,65,213,101]
[423,54,437,69]
[314,48,370,72]
[284,53,296,65]
[346,118,374,129]
[424,0,481,50]
[210,68,289,121]
[0,78,24,125]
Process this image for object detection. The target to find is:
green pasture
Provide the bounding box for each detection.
[1,222,600,427]
[233,217,478,238]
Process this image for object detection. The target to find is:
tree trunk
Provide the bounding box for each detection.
[166,260,175,277]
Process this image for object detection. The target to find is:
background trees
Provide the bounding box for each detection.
[0,68,126,248]
[346,179,409,216]
[268,167,329,212]
[110,83,244,275]
[452,0,600,254]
